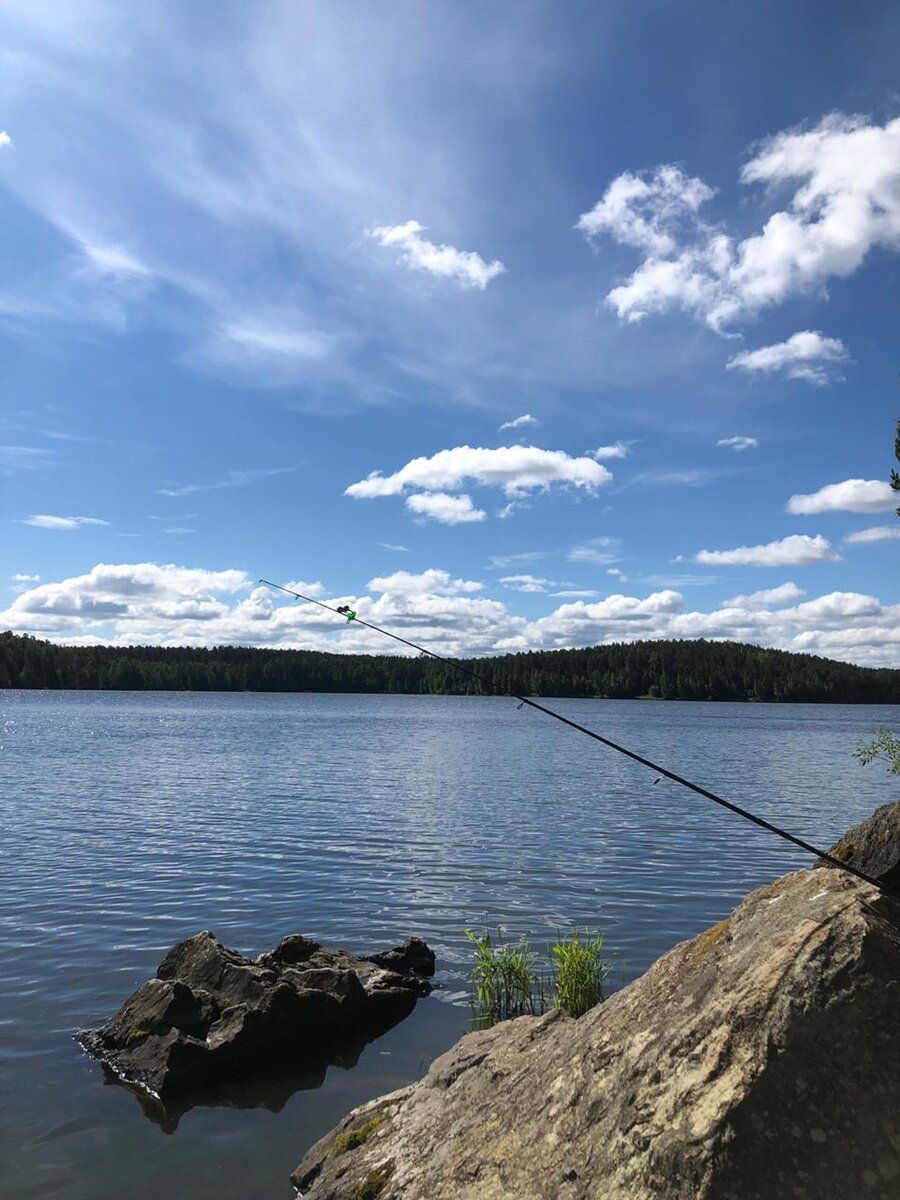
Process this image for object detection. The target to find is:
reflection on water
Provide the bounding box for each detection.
[1,690,897,1199]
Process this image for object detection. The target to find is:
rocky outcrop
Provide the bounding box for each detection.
[816,797,900,890]
[78,932,434,1103]
[294,867,900,1200]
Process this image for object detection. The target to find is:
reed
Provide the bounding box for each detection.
[550,928,609,1017]
[463,927,545,1024]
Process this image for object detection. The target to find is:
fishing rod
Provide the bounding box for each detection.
[259,578,898,900]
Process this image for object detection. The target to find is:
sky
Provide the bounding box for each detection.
[1,0,899,667]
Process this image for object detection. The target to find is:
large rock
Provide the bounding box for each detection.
[294,868,900,1200]
[816,797,900,890]
[78,931,434,1103]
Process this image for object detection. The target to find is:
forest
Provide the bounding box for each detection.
[2,630,898,703]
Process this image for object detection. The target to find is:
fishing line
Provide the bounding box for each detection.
[259,578,897,899]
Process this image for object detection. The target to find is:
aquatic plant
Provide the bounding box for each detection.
[550,928,610,1017]
[463,927,545,1023]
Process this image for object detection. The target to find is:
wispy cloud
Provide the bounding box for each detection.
[20,514,109,530]
[0,445,56,471]
[844,525,900,544]
[566,536,621,565]
[488,551,546,569]
[158,466,297,497]
[498,414,540,432]
[368,220,505,290]
[0,132,11,149]
[380,542,410,553]
[717,436,759,452]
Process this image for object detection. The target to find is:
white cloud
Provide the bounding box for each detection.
[4,563,900,668]
[581,114,900,330]
[380,543,410,553]
[281,580,325,598]
[844,525,900,544]
[0,131,11,148]
[787,478,896,515]
[498,414,539,432]
[367,569,482,596]
[158,465,296,497]
[589,441,631,460]
[12,573,40,583]
[1,445,56,471]
[346,445,612,502]
[695,533,838,567]
[727,331,849,385]
[723,582,805,609]
[367,220,505,290]
[405,492,487,524]
[566,536,621,566]
[717,436,759,452]
[488,551,546,569]
[498,574,557,593]
[21,514,109,530]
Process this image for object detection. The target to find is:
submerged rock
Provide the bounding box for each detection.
[78,931,434,1103]
[294,867,900,1199]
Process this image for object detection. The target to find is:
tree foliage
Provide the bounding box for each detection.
[2,630,899,703]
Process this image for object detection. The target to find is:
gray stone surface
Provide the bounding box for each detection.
[816,797,900,890]
[294,868,900,1200]
[78,931,434,1102]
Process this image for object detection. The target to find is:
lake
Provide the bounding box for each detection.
[1,690,897,1199]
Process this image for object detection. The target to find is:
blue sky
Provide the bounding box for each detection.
[1,0,899,665]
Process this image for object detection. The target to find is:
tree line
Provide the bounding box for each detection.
[2,630,898,703]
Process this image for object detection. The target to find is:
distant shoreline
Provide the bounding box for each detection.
[3,631,899,705]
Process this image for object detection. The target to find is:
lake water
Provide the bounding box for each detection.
[1,690,898,1199]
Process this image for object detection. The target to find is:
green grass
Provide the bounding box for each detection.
[550,929,610,1017]
[463,927,546,1024]
[326,1116,384,1158]
[464,925,610,1024]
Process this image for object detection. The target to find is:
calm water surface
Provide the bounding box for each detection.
[2,691,898,1199]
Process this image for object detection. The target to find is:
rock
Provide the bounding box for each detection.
[368,937,436,978]
[78,931,435,1104]
[293,868,900,1200]
[815,797,900,890]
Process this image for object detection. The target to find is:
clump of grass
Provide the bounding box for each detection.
[550,928,609,1017]
[326,1116,384,1158]
[350,1166,391,1200]
[463,927,545,1024]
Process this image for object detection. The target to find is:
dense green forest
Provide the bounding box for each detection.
[2,630,898,703]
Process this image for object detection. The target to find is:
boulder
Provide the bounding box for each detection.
[815,797,900,890]
[78,931,435,1104]
[294,868,900,1200]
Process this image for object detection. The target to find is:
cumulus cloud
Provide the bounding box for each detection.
[405,492,487,524]
[722,582,805,609]
[0,131,11,148]
[844,525,900,544]
[717,436,759,452]
[346,446,612,505]
[4,562,900,667]
[695,534,838,567]
[589,441,631,460]
[580,114,900,330]
[727,331,849,385]
[367,569,482,596]
[367,220,505,290]
[498,414,539,432]
[281,579,325,597]
[21,514,109,530]
[787,478,896,515]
